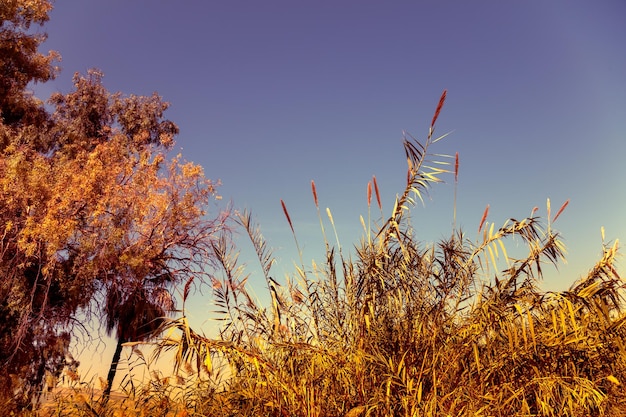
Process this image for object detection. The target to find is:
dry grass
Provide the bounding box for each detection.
[34,91,625,416]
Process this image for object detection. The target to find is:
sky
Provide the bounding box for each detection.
[33,1,626,384]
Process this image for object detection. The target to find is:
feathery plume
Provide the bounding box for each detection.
[478,204,489,233]
[311,180,318,208]
[281,199,294,234]
[183,276,195,302]
[431,89,447,128]
[552,199,569,223]
[372,175,382,210]
[326,207,334,226]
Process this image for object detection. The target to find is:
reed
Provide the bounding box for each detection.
[39,93,625,417]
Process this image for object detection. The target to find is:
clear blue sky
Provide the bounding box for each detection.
[36,1,625,381]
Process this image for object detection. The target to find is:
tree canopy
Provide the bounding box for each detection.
[0,0,226,411]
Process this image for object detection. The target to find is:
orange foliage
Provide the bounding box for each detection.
[0,3,228,409]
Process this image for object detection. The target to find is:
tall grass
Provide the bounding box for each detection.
[38,92,624,416]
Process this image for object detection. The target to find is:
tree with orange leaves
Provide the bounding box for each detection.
[0,1,227,411]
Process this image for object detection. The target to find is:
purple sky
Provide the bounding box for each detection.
[35,1,626,381]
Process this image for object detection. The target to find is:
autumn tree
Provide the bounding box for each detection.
[1,1,227,411]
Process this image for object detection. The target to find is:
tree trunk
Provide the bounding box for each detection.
[103,336,125,401]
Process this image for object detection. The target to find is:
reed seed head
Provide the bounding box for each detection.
[326,207,334,226]
[373,175,381,210]
[311,180,319,208]
[431,89,447,128]
[478,204,489,233]
[552,199,569,223]
[281,199,294,233]
[183,276,195,302]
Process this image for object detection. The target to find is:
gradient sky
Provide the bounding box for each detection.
[35,1,626,382]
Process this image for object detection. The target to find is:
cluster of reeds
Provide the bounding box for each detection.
[39,91,624,416]
[29,344,212,416]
